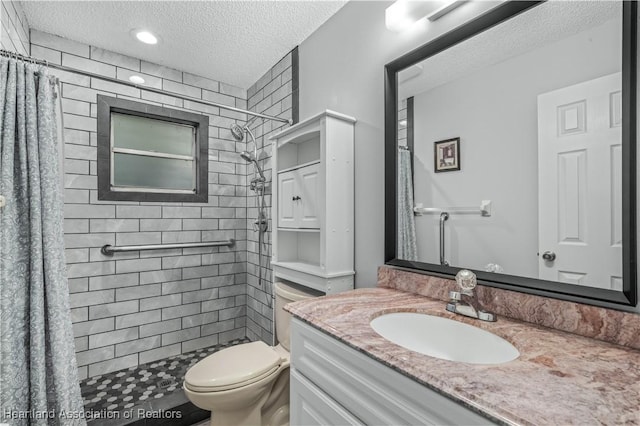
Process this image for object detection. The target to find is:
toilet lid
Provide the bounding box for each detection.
[184,341,283,392]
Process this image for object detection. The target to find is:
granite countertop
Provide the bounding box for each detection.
[285,288,640,426]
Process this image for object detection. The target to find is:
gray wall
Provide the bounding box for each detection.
[412,18,620,277]
[298,1,500,287]
[0,0,29,55]
[32,30,252,379]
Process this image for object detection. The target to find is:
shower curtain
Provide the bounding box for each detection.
[0,57,86,425]
[397,148,418,261]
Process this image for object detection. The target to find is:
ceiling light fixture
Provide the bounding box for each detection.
[135,30,158,45]
[385,0,467,32]
[426,0,467,21]
[128,75,145,85]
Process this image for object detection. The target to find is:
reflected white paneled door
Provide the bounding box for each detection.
[538,72,622,290]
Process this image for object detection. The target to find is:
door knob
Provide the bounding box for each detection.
[542,251,556,261]
[292,196,301,201]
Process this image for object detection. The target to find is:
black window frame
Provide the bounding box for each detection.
[97,95,209,203]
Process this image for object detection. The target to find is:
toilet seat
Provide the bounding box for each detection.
[184,341,284,392]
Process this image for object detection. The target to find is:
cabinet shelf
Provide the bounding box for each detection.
[272,261,355,294]
[272,261,323,276]
[278,160,321,175]
[278,227,321,233]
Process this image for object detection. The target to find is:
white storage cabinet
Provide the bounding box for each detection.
[270,110,356,294]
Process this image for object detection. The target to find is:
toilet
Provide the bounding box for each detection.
[183,281,320,426]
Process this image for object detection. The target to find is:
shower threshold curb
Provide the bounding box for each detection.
[89,391,208,426]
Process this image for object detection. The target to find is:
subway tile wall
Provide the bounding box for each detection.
[245,49,296,343]
[0,0,29,55]
[30,29,259,379]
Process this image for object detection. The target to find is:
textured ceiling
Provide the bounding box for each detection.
[399,1,620,99]
[19,0,347,89]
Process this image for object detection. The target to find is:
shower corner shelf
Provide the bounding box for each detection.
[271,110,356,295]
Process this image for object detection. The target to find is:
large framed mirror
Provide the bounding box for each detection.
[385,1,638,308]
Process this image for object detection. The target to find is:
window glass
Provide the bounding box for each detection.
[113,153,194,191]
[112,113,194,157]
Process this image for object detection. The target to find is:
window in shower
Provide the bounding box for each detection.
[96,95,209,202]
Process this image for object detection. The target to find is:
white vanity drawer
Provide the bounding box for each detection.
[291,318,494,426]
[291,368,364,426]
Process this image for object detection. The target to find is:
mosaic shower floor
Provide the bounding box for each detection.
[80,337,250,426]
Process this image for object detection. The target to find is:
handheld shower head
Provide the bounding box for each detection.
[234,124,265,180]
[240,150,265,180]
[240,151,254,162]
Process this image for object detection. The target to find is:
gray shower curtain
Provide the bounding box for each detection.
[0,58,86,425]
[397,148,418,261]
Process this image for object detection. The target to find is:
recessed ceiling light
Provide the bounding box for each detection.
[129,75,145,85]
[135,31,158,45]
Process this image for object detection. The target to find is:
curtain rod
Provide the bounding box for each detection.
[0,48,292,125]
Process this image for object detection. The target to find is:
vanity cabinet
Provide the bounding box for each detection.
[290,318,494,425]
[290,370,364,425]
[270,110,355,294]
[277,163,320,229]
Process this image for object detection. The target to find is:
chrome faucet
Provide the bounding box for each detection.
[446,270,496,322]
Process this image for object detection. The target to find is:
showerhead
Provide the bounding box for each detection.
[230,123,245,142]
[240,150,265,180]
[233,124,264,181]
[240,151,254,162]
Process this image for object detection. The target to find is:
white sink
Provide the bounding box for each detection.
[370,312,519,365]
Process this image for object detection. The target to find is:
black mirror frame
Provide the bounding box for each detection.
[384,1,638,308]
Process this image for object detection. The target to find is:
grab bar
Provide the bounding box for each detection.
[414,200,492,217]
[101,240,235,256]
[439,212,449,266]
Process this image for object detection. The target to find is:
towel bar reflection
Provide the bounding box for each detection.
[101,240,235,256]
[414,200,492,217]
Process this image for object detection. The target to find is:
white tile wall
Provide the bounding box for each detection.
[30,29,254,378]
[246,50,296,344]
[0,0,29,55]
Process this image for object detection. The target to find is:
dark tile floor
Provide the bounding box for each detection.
[80,337,250,425]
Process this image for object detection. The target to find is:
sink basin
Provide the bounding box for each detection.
[370,312,519,365]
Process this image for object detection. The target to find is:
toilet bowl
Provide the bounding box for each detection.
[184,281,320,426]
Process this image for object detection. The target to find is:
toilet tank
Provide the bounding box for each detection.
[274,281,322,351]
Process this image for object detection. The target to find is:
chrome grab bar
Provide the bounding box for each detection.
[101,239,235,256]
[439,212,449,266]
